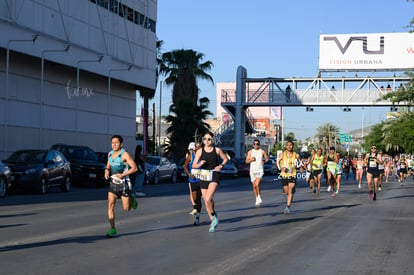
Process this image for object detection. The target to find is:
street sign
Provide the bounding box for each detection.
[340,134,351,143]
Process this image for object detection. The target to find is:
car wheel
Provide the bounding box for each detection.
[0,176,6,197]
[39,177,47,194]
[171,170,177,184]
[61,176,71,192]
[153,171,160,185]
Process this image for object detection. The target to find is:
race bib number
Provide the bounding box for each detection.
[191,169,213,181]
[369,160,377,168]
[251,170,263,178]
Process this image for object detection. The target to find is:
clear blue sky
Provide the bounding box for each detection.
[139,0,414,140]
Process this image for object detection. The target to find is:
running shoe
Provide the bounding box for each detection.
[284,206,290,215]
[313,189,316,194]
[131,196,138,210]
[189,209,198,215]
[257,195,262,204]
[358,184,361,189]
[327,186,332,192]
[255,200,260,207]
[369,191,373,199]
[106,228,117,238]
[378,186,382,191]
[331,192,336,197]
[373,192,377,201]
[209,215,219,233]
[193,213,200,226]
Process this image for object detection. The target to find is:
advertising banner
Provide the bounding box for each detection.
[319,33,414,71]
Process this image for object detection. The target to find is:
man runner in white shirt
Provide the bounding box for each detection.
[246,139,269,207]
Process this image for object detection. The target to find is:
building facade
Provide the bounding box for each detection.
[0,0,157,159]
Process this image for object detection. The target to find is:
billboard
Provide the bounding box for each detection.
[319,33,414,71]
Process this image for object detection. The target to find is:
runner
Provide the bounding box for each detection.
[324,147,337,193]
[245,139,269,207]
[342,153,351,181]
[364,145,383,200]
[305,149,316,193]
[183,142,202,225]
[356,154,365,189]
[278,140,302,214]
[311,148,324,195]
[332,152,343,197]
[105,135,138,237]
[399,155,408,186]
[378,150,385,191]
[191,131,228,233]
[384,154,392,183]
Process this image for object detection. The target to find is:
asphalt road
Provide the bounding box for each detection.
[1,173,413,275]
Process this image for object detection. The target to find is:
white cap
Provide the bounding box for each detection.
[188,142,196,150]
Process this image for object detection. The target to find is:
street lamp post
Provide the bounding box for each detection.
[75,56,104,144]
[3,34,38,158]
[107,65,132,147]
[40,45,70,148]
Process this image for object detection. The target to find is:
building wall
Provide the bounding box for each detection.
[0,0,157,158]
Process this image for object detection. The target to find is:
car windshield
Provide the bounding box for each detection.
[67,147,98,161]
[7,151,46,164]
[146,157,160,165]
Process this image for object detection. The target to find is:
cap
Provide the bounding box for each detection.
[188,142,196,150]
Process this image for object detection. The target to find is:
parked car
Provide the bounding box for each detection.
[4,150,72,194]
[0,161,12,197]
[95,152,108,165]
[264,159,278,175]
[233,157,250,177]
[220,162,238,178]
[51,144,106,187]
[144,156,177,184]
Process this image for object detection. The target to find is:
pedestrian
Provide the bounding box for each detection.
[183,142,203,225]
[191,132,229,233]
[134,144,146,197]
[278,140,302,214]
[305,149,316,193]
[245,139,269,207]
[105,135,138,237]
[378,150,385,191]
[343,153,351,181]
[364,145,383,200]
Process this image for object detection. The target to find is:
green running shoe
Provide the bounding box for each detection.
[106,228,117,238]
[131,196,138,210]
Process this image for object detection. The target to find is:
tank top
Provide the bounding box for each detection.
[109,148,126,174]
[250,149,264,171]
[367,154,379,173]
[200,146,219,170]
[189,152,200,183]
[327,154,336,170]
[280,151,297,178]
[312,155,323,170]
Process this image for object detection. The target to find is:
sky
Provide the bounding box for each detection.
[139,0,414,140]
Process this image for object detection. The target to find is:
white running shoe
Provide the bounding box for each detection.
[189,209,197,215]
[327,186,332,192]
[257,195,262,204]
[358,184,361,189]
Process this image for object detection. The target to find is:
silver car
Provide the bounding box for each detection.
[144,156,177,184]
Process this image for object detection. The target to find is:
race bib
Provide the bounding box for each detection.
[369,160,377,168]
[191,169,213,181]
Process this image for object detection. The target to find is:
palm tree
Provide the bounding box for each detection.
[164,97,212,160]
[160,49,214,105]
[315,123,340,153]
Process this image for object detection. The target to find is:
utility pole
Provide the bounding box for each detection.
[153,103,156,155]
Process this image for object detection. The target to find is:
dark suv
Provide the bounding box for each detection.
[51,144,106,187]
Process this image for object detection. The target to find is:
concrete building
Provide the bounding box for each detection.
[0,0,157,159]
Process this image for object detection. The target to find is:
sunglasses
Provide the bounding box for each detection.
[203,137,212,141]
[371,147,377,150]
[253,143,260,145]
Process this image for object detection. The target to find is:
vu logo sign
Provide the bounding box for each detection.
[324,36,384,55]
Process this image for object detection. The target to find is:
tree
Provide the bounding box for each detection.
[160,49,214,105]
[315,123,340,153]
[164,97,212,160]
